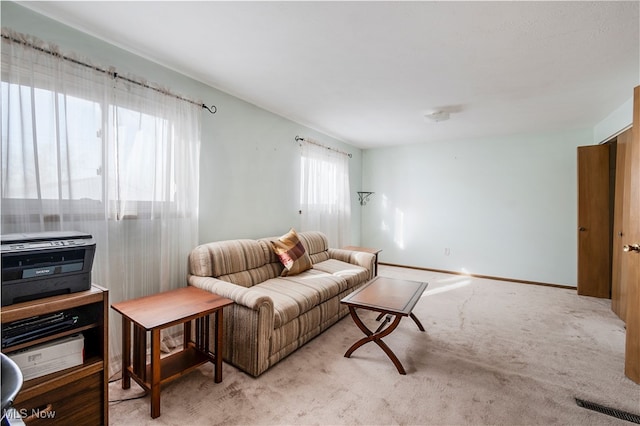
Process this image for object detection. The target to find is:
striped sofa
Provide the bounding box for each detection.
[187,231,375,377]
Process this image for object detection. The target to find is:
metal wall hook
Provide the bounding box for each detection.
[357,192,374,206]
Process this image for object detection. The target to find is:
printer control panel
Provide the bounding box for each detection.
[6,238,90,251]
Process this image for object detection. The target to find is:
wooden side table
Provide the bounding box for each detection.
[343,246,382,276]
[111,286,233,419]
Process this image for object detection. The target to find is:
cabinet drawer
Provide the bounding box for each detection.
[14,371,103,425]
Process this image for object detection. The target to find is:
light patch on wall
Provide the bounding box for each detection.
[380,194,389,231]
[394,207,404,249]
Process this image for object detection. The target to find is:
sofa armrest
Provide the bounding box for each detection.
[188,275,275,376]
[327,248,376,280]
[188,275,274,313]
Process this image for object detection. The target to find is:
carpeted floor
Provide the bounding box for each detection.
[109,265,639,425]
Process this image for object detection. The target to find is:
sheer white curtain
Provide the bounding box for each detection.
[1,30,201,373]
[299,140,351,247]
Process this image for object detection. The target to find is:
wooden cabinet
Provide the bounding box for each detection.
[1,285,108,425]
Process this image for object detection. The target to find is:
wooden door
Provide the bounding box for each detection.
[611,129,633,320]
[624,86,640,383]
[577,144,611,298]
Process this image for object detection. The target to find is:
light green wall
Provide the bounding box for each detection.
[593,96,633,144]
[1,1,363,245]
[361,129,590,286]
[358,86,634,288]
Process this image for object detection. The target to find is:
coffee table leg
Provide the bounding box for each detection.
[150,328,161,419]
[410,313,425,332]
[344,307,407,374]
[374,328,406,375]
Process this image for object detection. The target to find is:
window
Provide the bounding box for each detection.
[2,83,102,201]
[299,140,351,247]
[1,30,201,375]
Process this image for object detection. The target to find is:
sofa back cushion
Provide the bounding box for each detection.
[188,239,282,287]
[297,231,331,264]
[188,231,333,288]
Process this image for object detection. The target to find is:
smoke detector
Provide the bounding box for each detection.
[424,110,450,122]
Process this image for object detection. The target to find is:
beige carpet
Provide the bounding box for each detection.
[109,266,639,425]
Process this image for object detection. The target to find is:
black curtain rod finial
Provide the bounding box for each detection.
[202,104,217,114]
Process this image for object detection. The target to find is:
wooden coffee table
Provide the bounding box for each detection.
[340,276,427,374]
[111,286,233,418]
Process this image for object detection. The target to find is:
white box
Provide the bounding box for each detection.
[8,333,84,380]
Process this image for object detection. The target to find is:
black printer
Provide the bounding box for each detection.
[1,231,96,306]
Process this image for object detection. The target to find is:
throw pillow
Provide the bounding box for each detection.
[270,228,313,276]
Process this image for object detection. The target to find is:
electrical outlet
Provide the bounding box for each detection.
[444,248,450,256]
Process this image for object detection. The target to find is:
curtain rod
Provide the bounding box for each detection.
[1,33,217,115]
[295,136,352,158]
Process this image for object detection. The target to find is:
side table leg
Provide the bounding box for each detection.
[184,319,191,349]
[374,253,379,277]
[214,310,223,383]
[133,325,146,381]
[121,317,131,389]
[150,328,161,419]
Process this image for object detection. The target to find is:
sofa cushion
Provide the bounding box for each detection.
[297,231,331,264]
[250,270,348,328]
[312,259,371,289]
[270,228,313,276]
[217,264,283,288]
[258,239,282,265]
[189,239,282,288]
[189,239,271,277]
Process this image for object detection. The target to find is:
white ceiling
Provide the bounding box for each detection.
[19,1,640,149]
